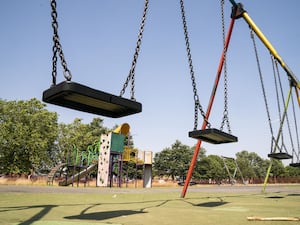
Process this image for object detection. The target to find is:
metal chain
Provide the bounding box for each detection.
[179,0,210,130]
[291,92,300,162]
[51,0,72,84]
[51,42,58,85]
[120,0,149,100]
[250,29,274,137]
[271,56,284,141]
[219,0,231,133]
[273,56,296,154]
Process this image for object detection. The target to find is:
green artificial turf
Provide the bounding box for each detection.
[1,185,299,225]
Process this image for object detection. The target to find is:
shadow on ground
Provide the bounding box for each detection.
[65,209,146,221]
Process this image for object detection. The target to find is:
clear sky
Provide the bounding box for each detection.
[1,0,299,162]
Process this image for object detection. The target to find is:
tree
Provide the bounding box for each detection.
[58,117,108,164]
[197,155,224,182]
[270,159,285,178]
[236,150,266,180]
[0,99,58,175]
[153,140,195,180]
[285,165,300,177]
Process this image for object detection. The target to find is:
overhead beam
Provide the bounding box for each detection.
[230,1,300,105]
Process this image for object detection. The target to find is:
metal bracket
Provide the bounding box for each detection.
[231,3,246,19]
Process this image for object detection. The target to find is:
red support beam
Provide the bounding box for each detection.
[181,17,236,198]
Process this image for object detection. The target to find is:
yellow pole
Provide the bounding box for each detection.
[295,87,300,106]
[262,160,272,193]
[241,11,300,98]
[271,86,293,153]
[242,13,283,66]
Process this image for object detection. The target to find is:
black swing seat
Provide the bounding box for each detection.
[189,128,238,144]
[268,152,293,160]
[289,163,300,167]
[42,81,142,118]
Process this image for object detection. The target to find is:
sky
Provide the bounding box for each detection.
[0,0,299,163]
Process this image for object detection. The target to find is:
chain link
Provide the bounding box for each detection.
[219,0,231,133]
[51,0,72,85]
[179,0,210,130]
[250,29,274,137]
[120,0,149,100]
[272,54,295,153]
[290,90,299,159]
[51,44,58,85]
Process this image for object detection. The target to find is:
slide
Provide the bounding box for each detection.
[59,163,97,186]
[47,163,67,185]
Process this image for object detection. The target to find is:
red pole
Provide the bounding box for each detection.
[181,18,236,198]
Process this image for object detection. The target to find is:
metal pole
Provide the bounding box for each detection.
[181,17,236,198]
[262,160,272,193]
[271,86,293,153]
[229,1,300,105]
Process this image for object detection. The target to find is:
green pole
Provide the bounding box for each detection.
[271,86,293,153]
[262,161,272,193]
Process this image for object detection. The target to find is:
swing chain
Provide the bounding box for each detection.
[51,0,72,85]
[180,0,210,130]
[220,0,231,133]
[250,29,274,137]
[120,0,149,100]
[271,56,283,138]
[273,55,296,154]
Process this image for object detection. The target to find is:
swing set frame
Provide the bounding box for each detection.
[42,0,299,197]
[181,0,300,198]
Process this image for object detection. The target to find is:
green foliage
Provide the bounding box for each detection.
[236,150,267,179]
[285,165,300,176]
[197,155,224,181]
[153,140,200,180]
[270,159,285,177]
[0,98,58,174]
[154,143,300,183]
[58,118,108,163]
[1,98,299,184]
[122,161,143,180]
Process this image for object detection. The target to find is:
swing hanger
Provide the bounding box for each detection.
[180,0,237,144]
[289,93,300,167]
[250,29,292,160]
[230,0,300,107]
[43,0,149,118]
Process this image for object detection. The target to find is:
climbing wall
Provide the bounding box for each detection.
[96,133,111,187]
[96,132,126,187]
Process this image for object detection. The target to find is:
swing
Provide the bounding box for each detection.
[180,0,237,144]
[251,30,293,160]
[189,128,238,144]
[43,0,148,118]
[268,152,292,160]
[221,156,246,185]
[43,81,142,118]
[289,94,300,166]
[290,163,300,167]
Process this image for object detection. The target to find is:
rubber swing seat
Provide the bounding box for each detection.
[289,163,300,167]
[268,152,292,160]
[189,128,238,144]
[42,81,142,118]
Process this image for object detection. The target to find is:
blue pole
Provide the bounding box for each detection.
[229,0,237,7]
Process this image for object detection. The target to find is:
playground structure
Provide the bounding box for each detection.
[123,147,153,188]
[180,0,300,197]
[47,163,66,185]
[96,123,152,188]
[221,156,245,185]
[48,123,153,188]
[43,0,299,197]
